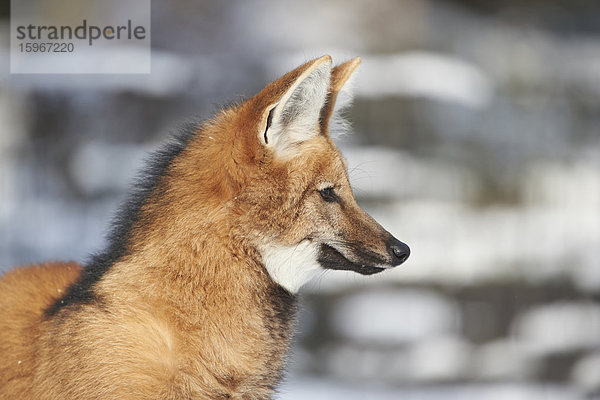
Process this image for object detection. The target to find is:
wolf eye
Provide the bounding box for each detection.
[319,187,338,203]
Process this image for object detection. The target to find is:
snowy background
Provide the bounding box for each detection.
[1,1,599,398]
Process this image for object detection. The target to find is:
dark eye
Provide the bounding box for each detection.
[319,187,339,203]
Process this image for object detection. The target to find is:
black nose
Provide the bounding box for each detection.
[387,237,410,266]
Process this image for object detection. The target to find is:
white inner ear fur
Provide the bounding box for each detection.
[329,72,357,139]
[260,240,322,294]
[262,62,331,156]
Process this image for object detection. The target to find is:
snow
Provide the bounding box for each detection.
[404,336,472,382]
[342,146,482,203]
[512,302,600,356]
[277,377,584,400]
[356,52,494,109]
[331,289,460,344]
[571,351,600,392]
[521,160,600,210]
[472,339,539,381]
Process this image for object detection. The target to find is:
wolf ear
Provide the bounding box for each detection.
[320,57,361,136]
[256,56,332,155]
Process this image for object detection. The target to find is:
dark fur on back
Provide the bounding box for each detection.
[45,121,200,317]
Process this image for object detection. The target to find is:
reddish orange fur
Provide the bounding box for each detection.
[0,56,407,399]
[0,262,82,398]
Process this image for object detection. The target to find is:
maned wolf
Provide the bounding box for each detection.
[0,56,410,399]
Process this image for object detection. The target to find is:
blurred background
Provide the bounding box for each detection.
[1,0,599,398]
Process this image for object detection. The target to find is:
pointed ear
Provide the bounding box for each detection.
[255,56,332,156]
[320,57,361,136]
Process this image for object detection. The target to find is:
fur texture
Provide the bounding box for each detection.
[0,56,409,399]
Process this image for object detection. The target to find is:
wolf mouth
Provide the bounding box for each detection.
[317,243,387,275]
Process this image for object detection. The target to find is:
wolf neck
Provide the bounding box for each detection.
[93,225,298,391]
[99,166,298,329]
[90,127,299,352]
[102,229,297,323]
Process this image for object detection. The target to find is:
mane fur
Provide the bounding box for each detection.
[45,120,201,317]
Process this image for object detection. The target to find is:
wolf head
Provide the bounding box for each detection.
[222,55,409,292]
[158,56,409,293]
